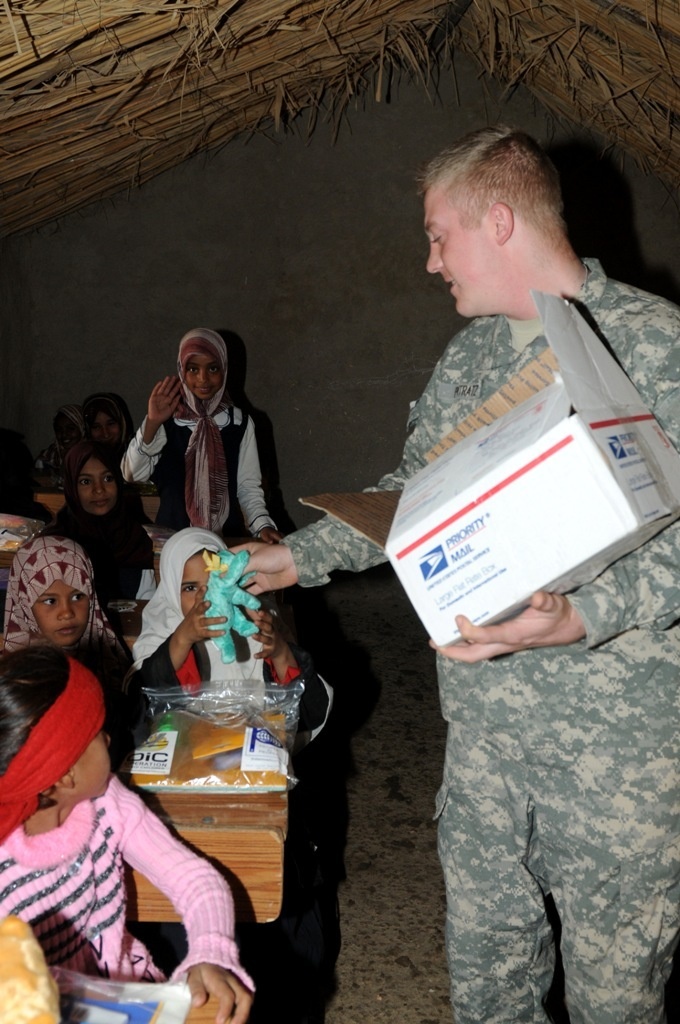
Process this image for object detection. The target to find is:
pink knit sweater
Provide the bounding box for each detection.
[0,775,252,989]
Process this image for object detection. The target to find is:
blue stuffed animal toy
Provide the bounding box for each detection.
[202,548,261,663]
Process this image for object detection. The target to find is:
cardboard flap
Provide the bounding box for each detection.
[532,291,646,416]
[425,348,559,461]
[534,290,680,517]
[300,490,401,549]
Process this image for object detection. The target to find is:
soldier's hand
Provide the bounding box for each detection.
[431,591,586,662]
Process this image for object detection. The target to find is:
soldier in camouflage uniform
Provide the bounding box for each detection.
[237,127,680,1023]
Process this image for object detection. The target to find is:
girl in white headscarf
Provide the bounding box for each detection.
[121,329,282,543]
[128,528,337,1010]
[129,528,331,743]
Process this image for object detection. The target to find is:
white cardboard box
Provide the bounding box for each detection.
[303,292,680,646]
[384,291,680,644]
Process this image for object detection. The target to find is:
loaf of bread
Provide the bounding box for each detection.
[0,916,59,1024]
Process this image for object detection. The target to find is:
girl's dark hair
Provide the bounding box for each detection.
[0,646,69,774]
[82,393,134,449]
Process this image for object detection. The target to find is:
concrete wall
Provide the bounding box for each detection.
[4,53,680,530]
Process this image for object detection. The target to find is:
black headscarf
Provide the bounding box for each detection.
[82,392,134,460]
[44,440,153,606]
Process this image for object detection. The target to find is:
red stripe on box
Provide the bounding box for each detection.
[395,434,575,560]
[589,413,654,429]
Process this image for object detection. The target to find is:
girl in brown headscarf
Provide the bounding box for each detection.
[44,440,155,610]
[82,392,134,460]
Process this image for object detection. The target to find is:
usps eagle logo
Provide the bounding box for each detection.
[607,433,637,460]
[419,545,448,580]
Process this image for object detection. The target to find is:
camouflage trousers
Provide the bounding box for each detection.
[436,696,680,1023]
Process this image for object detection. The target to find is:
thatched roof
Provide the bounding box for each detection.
[453,0,680,182]
[0,0,452,235]
[0,0,678,236]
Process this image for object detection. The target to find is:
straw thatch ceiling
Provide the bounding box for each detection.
[0,0,678,237]
[453,0,680,186]
[0,0,454,236]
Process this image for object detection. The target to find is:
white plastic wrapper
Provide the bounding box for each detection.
[0,514,43,550]
[54,968,192,1023]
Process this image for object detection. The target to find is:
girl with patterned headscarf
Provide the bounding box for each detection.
[2,534,138,765]
[121,328,281,543]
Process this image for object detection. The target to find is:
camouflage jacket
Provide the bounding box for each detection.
[286,259,680,740]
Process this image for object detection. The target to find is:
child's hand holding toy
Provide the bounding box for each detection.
[169,583,227,673]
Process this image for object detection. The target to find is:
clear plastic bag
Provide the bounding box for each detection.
[54,967,191,1023]
[0,514,43,550]
[120,678,303,792]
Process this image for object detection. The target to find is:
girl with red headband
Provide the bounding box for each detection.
[121,328,282,543]
[0,646,254,1024]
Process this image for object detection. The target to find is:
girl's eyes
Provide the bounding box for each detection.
[186,365,220,374]
[77,475,115,485]
[181,583,198,592]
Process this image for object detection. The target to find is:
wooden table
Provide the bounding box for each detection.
[187,997,224,1023]
[187,992,245,1024]
[0,547,18,569]
[165,790,288,1023]
[125,786,288,926]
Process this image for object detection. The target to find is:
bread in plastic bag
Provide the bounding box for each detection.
[120,677,303,792]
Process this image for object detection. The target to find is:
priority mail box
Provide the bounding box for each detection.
[303,291,680,647]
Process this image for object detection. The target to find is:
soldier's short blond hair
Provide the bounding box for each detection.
[418,126,567,239]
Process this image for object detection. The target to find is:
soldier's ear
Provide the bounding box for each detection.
[488,202,514,246]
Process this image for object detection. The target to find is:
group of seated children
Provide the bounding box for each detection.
[0,328,334,1021]
[35,392,133,484]
[19,326,285,628]
[36,328,281,544]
